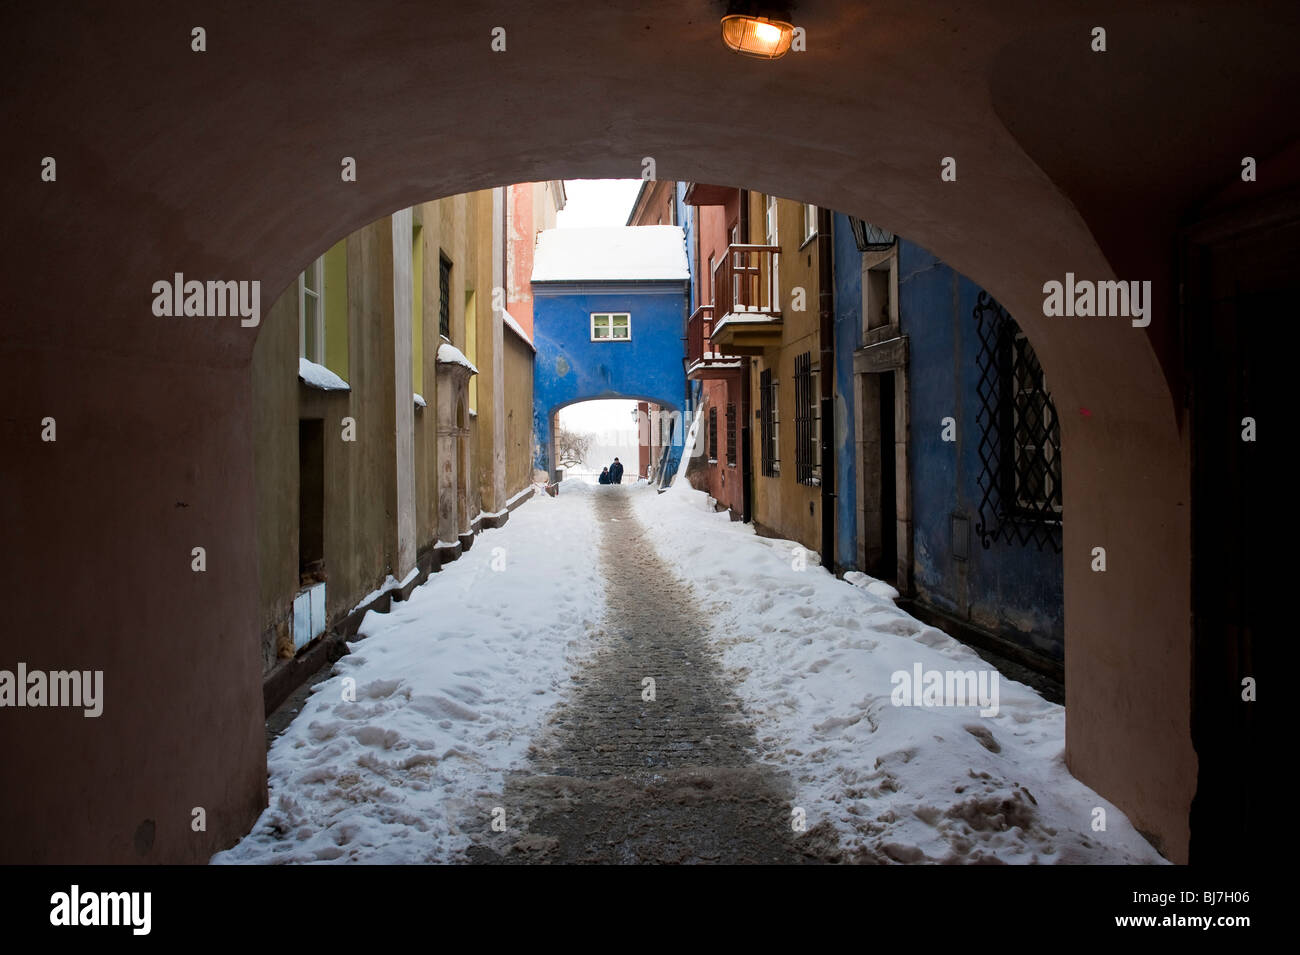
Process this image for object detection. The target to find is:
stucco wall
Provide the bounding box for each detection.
[252,279,302,670]
[473,188,498,514]
[252,197,510,675]
[899,240,1065,657]
[252,217,403,673]
[503,326,536,497]
[749,194,823,553]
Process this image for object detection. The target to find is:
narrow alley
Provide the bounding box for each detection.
[215,481,1165,865]
[2,0,1278,924]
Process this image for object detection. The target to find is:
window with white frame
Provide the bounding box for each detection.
[804,203,817,244]
[591,312,631,341]
[299,256,324,364]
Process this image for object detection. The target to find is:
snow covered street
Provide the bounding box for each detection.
[632,482,1167,864]
[213,485,605,864]
[215,481,1165,865]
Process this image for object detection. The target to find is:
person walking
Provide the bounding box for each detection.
[609,457,624,484]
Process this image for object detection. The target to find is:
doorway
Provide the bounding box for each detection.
[298,418,325,583]
[878,370,897,583]
[1185,195,1283,864]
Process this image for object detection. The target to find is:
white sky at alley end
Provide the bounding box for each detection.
[554,180,647,451]
[557,398,641,471]
[556,179,643,229]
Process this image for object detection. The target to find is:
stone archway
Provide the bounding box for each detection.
[3,0,1294,862]
[546,394,685,486]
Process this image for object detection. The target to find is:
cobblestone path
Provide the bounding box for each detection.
[465,486,837,864]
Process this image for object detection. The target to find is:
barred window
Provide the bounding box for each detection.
[973,291,1063,552]
[708,406,718,462]
[438,253,451,339]
[1007,330,1061,518]
[760,369,779,477]
[794,351,818,485]
[725,402,737,466]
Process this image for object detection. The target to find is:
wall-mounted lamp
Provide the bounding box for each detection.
[721,8,794,59]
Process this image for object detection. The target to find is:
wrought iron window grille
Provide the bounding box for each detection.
[973,291,1063,553]
[760,368,779,477]
[438,252,452,339]
[795,351,817,485]
[725,402,738,466]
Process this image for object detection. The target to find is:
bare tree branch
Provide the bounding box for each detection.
[554,426,594,469]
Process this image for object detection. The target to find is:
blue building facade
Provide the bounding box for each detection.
[532,280,688,475]
[677,182,695,308]
[831,213,1065,662]
[674,183,706,424]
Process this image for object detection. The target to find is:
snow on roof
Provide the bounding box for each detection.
[531,225,689,283]
[501,307,536,352]
[711,311,782,336]
[299,357,349,391]
[437,342,478,373]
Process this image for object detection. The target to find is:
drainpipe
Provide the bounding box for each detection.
[738,189,753,523]
[818,207,835,572]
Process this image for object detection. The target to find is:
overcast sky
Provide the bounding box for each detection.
[556,179,644,229]
[557,398,640,474]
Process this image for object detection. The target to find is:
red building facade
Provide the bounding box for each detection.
[682,184,749,519]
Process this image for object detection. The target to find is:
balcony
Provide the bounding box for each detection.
[685,305,744,380]
[683,182,736,207]
[709,244,784,354]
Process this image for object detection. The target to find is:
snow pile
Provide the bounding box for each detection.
[668,402,704,488]
[347,567,420,617]
[531,226,689,283]
[630,484,1166,864]
[845,570,900,601]
[298,357,349,391]
[212,491,603,864]
[436,342,478,374]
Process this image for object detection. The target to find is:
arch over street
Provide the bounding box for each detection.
[1,0,1290,862]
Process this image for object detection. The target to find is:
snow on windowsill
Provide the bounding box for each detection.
[437,342,478,374]
[299,357,350,391]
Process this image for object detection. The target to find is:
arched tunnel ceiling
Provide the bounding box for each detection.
[2,0,1296,412]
